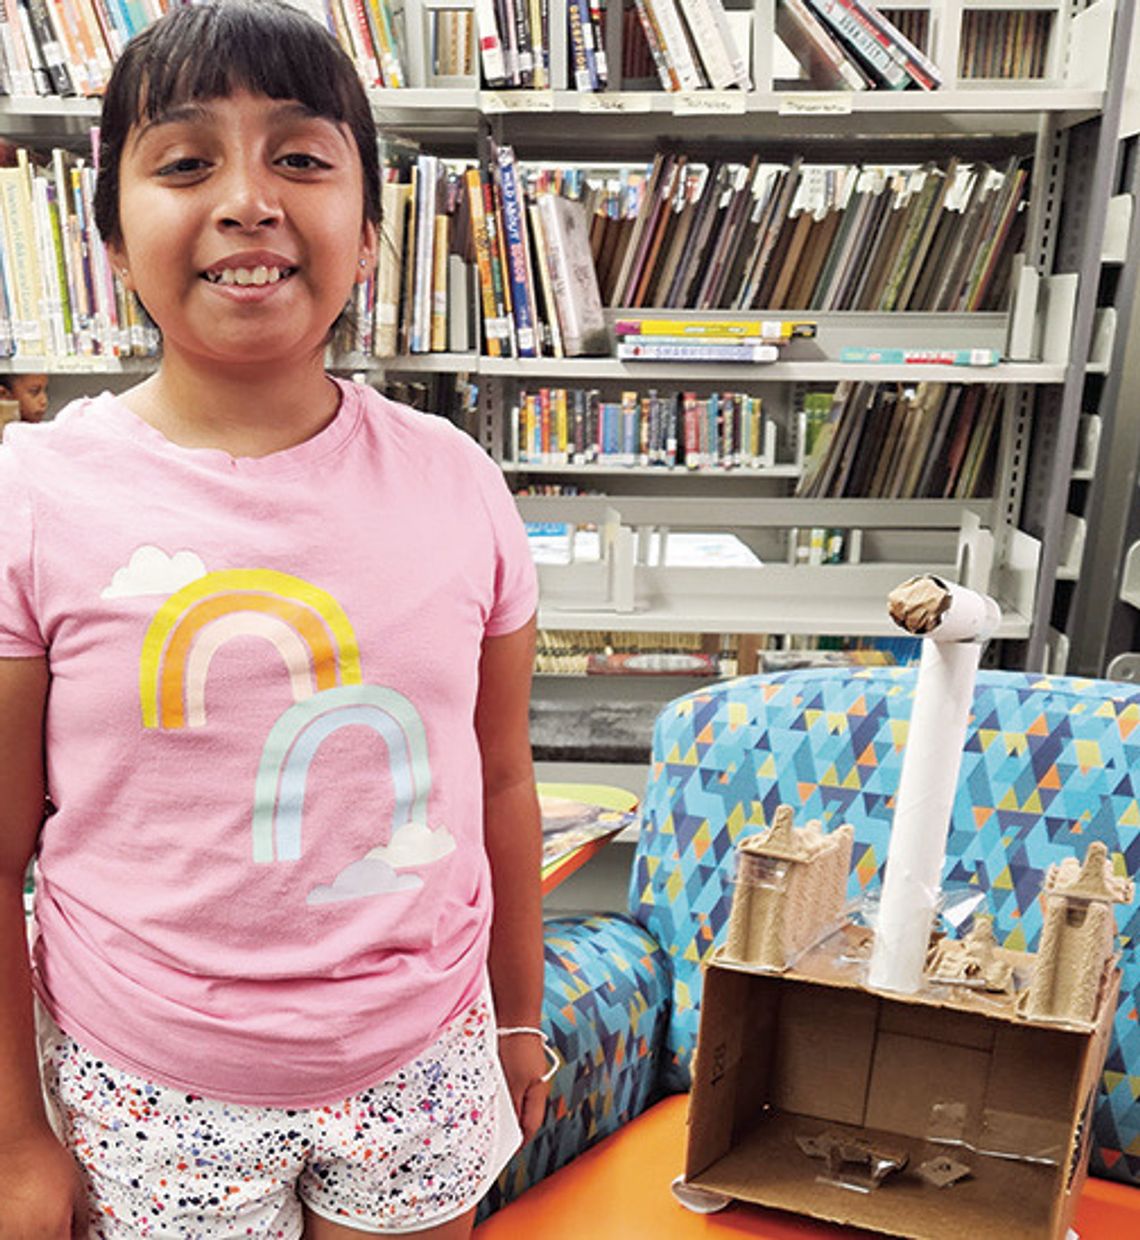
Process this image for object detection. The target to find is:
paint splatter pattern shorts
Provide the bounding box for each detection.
[40,993,523,1238]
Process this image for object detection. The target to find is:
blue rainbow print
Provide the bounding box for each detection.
[252,684,431,863]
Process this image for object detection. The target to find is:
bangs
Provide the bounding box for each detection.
[129,5,357,128]
[95,1,381,241]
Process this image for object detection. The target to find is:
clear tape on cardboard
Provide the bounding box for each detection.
[926,1100,1065,1165]
[717,902,855,974]
[734,852,790,890]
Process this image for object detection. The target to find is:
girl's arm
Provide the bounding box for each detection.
[0,655,85,1234]
[475,617,551,1143]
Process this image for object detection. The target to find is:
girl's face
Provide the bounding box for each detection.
[110,89,376,373]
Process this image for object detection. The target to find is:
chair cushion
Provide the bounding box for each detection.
[477,912,672,1219]
[474,1094,1140,1238]
[627,668,1140,1183]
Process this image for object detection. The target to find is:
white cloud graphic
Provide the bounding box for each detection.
[102,546,208,599]
[307,857,423,906]
[365,821,457,869]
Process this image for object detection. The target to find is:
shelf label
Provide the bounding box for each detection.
[673,91,746,116]
[577,93,653,114]
[778,94,854,116]
[482,90,555,113]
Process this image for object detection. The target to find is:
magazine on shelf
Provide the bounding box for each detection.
[540,795,637,871]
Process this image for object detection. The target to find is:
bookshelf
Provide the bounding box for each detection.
[0,0,1134,686]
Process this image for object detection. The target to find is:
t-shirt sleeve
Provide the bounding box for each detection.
[0,446,46,656]
[470,443,538,637]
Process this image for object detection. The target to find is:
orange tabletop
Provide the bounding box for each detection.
[476,1093,1140,1239]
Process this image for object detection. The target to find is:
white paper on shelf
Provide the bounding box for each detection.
[867,636,982,995]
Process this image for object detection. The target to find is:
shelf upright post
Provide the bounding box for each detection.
[934,0,963,89]
[1067,150,1140,672]
[1025,0,1136,670]
[750,0,775,92]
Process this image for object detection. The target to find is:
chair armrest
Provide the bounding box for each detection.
[479,912,672,1219]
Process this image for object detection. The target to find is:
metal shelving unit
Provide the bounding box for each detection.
[1,0,1134,674]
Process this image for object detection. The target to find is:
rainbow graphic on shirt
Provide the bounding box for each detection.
[251,684,432,863]
[138,569,362,729]
[126,558,454,905]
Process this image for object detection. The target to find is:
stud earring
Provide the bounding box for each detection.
[359,259,367,268]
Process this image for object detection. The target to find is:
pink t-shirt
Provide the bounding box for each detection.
[0,379,537,1106]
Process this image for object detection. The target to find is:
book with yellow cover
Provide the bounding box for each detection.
[613,318,817,340]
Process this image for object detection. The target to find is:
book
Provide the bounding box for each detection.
[493,144,538,357]
[776,0,870,90]
[839,347,1001,366]
[536,192,607,356]
[801,0,910,89]
[614,318,816,340]
[539,795,635,873]
[618,340,779,362]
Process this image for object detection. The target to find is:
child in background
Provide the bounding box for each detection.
[0,372,49,423]
[0,4,550,1238]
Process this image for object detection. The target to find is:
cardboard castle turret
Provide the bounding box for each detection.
[679,577,1134,1240]
[1021,840,1134,1024]
[724,804,854,971]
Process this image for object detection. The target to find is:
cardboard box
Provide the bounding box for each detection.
[684,927,1119,1239]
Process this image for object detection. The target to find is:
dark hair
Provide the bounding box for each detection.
[94,0,381,244]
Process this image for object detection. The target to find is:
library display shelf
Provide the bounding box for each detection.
[479,356,1068,384]
[535,584,1032,640]
[0,87,1103,144]
[503,463,804,478]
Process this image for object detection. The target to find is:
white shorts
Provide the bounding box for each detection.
[39,988,523,1238]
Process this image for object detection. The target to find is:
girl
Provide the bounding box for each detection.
[0,4,550,1237]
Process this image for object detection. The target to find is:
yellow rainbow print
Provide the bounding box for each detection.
[139,569,362,729]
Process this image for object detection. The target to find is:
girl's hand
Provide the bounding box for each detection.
[497,1031,553,1145]
[0,1129,87,1238]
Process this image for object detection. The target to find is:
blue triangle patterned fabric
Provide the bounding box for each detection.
[629,667,1140,1186]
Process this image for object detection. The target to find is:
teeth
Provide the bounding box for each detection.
[205,265,292,286]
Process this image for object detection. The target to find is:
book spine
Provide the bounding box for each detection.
[527,198,562,356]
[366,0,404,87]
[17,0,54,94]
[647,0,702,90]
[832,0,940,88]
[676,0,735,90]
[566,0,592,91]
[617,340,779,361]
[464,169,502,357]
[473,0,507,84]
[44,0,86,94]
[510,0,532,85]
[483,178,514,355]
[84,0,122,61]
[64,0,109,93]
[430,211,449,351]
[537,193,577,353]
[527,0,545,87]
[614,317,814,339]
[587,0,607,85]
[802,0,909,89]
[494,146,537,357]
[838,346,1001,365]
[0,0,36,96]
[703,0,750,88]
[631,0,676,90]
[32,174,67,354]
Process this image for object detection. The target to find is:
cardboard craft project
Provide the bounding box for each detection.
[679,577,1134,1240]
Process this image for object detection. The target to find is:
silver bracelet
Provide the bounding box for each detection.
[497,1025,560,1082]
